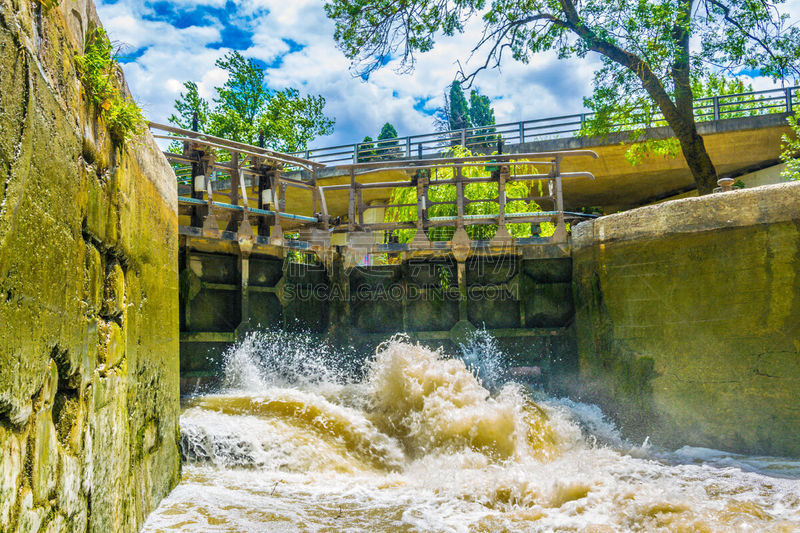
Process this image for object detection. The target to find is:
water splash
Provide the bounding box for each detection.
[220,329,355,391]
[457,328,507,390]
[146,332,800,532]
[365,336,556,460]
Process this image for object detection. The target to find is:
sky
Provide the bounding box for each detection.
[96,0,800,150]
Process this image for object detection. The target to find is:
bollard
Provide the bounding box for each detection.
[717,177,734,192]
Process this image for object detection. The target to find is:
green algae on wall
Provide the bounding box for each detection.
[572,181,800,456]
[0,0,180,530]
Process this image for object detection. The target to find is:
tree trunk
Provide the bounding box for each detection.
[558,0,720,193]
[672,119,719,195]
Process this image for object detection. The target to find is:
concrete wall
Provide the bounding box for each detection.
[735,162,788,188]
[0,1,180,530]
[572,180,800,456]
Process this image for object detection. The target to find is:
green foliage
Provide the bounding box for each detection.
[448,81,470,130]
[385,146,546,242]
[74,28,144,146]
[780,112,800,181]
[436,83,497,149]
[324,0,800,192]
[325,0,800,82]
[623,138,681,166]
[584,74,755,166]
[357,124,401,162]
[35,0,60,9]
[468,89,497,148]
[169,51,335,152]
[469,90,494,129]
[169,81,209,131]
[437,265,452,291]
[378,122,398,140]
[357,135,377,161]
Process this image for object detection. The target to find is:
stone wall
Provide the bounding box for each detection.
[572,181,800,456]
[0,0,180,530]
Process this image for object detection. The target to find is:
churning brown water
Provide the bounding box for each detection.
[143,333,800,532]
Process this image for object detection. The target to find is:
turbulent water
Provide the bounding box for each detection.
[143,332,800,532]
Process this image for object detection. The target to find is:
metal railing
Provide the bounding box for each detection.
[291,85,799,165]
[153,120,600,252]
[319,151,598,256]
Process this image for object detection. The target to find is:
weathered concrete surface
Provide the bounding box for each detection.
[572,180,800,456]
[0,0,180,530]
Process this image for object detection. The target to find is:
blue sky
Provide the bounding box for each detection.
[97,0,800,150]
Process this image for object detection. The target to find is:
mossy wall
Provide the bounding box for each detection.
[573,181,800,456]
[0,0,180,530]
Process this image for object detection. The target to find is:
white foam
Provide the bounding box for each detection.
[143,334,800,532]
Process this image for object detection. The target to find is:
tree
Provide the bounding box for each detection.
[378,122,399,140]
[588,74,756,166]
[469,89,497,148]
[469,90,494,129]
[324,0,800,194]
[169,51,334,153]
[436,83,496,148]
[358,135,377,162]
[376,122,402,159]
[781,111,800,181]
[448,81,471,131]
[169,81,209,131]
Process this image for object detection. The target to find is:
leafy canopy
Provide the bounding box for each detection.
[781,111,800,181]
[325,0,800,83]
[469,89,495,130]
[169,51,335,152]
[325,0,800,193]
[584,73,757,166]
[378,122,399,140]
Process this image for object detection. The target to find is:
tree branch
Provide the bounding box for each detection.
[556,0,684,129]
[705,0,797,76]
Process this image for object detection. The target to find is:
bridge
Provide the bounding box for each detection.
[153,84,798,389]
[290,85,797,212]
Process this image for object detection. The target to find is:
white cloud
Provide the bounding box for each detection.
[96,0,800,150]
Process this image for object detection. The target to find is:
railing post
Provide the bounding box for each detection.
[406,137,411,158]
[226,151,241,232]
[553,156,567,243]
[268,171,284,246]
[348,168,356,232]
[353,144,358,164]
[713,96,720,121]
[461,128,466,147]
[450,165,470,261]
[787,87,794,113]
[492,164,513,246]
[410,170,430,247]
[519,122,525,144]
